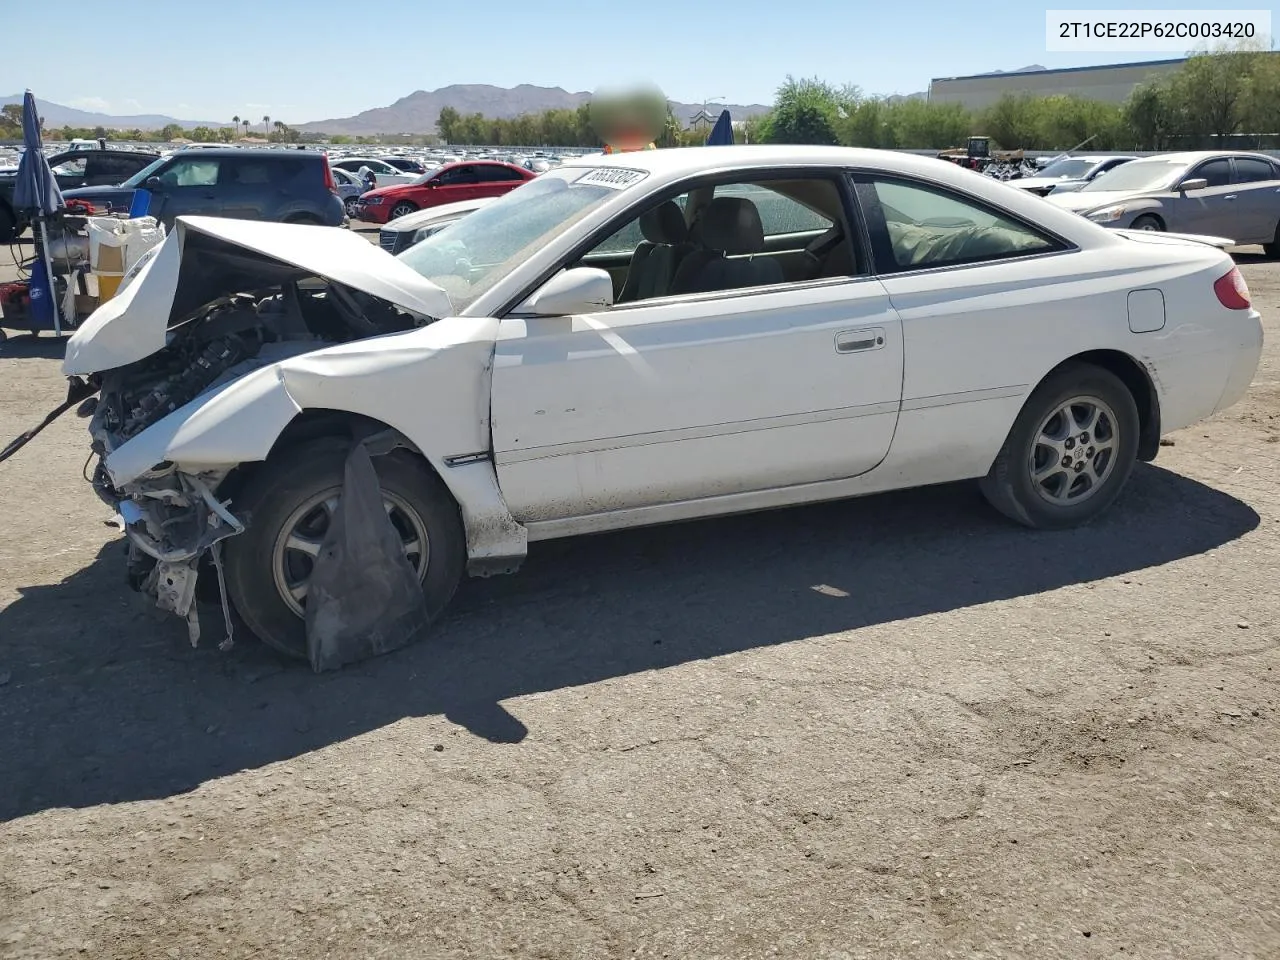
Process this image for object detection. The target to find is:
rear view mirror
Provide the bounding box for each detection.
[515,267,614,316]
[1179,178,1208,192]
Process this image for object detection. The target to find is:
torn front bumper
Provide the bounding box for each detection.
[100,463,244,647]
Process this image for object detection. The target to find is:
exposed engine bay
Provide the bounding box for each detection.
[82,277,430,646]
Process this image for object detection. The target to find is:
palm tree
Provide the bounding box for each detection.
[232,114,240,130]
[242,119,250,137]
[263,114,270,135]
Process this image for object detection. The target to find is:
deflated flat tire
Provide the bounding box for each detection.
[223,439,465,660]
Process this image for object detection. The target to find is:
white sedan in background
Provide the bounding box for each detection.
[61,145,1263,658]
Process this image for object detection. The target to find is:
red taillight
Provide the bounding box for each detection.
[1213,266,1251,310]
[322,157,337,195]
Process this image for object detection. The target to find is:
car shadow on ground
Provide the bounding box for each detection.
[0,331,67,359]
[0,464,1259,821]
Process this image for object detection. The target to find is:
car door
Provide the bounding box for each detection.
[473,164,523,199]
[145,155,223,226]
[1228,156,1280,244]
[1172,158,1237,237]
[490,172,905,523]
[48,154,88,190]
[218,156,274,220]
[430,165,481,205]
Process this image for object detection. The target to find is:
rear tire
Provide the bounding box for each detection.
[343,196,361,218]
[223,439,466,660]
[284,213,323,226]
[1131,214,1163,232]
[979,363,1139,530]
[390,201,416,220]
[1264,223,1280,259]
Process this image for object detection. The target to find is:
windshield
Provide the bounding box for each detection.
[1038,158,1098,180]
[410,165,446,186]
[121,156,169,188]
[398,166,632,310]
[1080,158,1187,193]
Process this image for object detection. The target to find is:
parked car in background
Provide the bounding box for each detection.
[329,157,417,188]
[383,156,427,175]
[61,149,345,229]
[378,196,494,254]
[1045,151,1280,252]
[63,145,1262,656]
[1009,155,1138,196]
[354,160,534,224]
[331,167,369,217]
[0,147,159,242]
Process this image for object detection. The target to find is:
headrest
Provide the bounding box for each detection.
[639,201,687,245]
[699,196,765,255]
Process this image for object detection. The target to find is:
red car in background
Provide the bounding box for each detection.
[354,160,535,224]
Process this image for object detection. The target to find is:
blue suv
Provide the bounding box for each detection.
[62,149,345,228]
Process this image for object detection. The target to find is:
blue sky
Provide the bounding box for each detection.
[0,0,1254,123]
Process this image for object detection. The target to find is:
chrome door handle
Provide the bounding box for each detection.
[834,327,885,354]
[1224,194,1237,200]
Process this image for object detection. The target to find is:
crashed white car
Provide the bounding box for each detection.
[61,145,1263,658]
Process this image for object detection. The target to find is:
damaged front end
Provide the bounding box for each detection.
[58,216,455,646]
[92,458,241,647]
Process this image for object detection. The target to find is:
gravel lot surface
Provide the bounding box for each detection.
[0,235,1278,960]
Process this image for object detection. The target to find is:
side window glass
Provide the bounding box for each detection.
[159,159,219,187]
[1191,159,1232,188]
[869,178,1057,270]
[52,156,87,179]
[1234,158,1277,184]
[591,195,689,257]
[713,182,832,237]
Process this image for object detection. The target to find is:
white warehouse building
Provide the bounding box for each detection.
[927,58,1189,110]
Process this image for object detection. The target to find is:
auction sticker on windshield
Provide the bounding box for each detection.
[576,167,648,190]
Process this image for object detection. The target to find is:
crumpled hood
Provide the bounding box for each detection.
[63,215,454,375]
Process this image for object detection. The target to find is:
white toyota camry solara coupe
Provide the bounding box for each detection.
[60,145,1263,657]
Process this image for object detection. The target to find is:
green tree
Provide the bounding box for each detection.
[1168,44,1264,141]
[762,76,843,145]
[437,106,460,142]
[980,94,1040,149]
[1121,83,1176,149]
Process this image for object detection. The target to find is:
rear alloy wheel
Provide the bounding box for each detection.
[1131,214,1163,232]
[390,201,416,220]
[980,364,1140,529]
[223,439,465,659]
[344,196,361,217]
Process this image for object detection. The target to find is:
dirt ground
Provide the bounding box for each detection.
[0,235,1278,960]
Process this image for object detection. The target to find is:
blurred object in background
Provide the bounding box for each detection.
[590,84,665,153]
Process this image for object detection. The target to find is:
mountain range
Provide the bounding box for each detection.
[0,94,223,130]
[293,85,773,135]
[4,86,772,135]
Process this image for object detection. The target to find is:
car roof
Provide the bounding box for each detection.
[159,148,319,160]
[1124,150,1276,164]
[557,145,999,181]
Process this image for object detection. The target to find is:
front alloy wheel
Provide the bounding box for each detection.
[224,439,465,659]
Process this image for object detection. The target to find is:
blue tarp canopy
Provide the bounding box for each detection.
[706,110,734,146]
[12,90,63,215]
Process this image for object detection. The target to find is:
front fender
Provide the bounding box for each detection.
[107,364,301,486]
